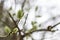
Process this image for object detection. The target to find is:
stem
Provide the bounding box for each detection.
[8,12,18,27]
[7,11,22,40]
[23,14,28,33]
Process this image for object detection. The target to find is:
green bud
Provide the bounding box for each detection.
[13,28,18,33]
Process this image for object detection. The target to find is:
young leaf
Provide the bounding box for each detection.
[13,28,18,33]
[4,26,11,34]
[17,10,24,19]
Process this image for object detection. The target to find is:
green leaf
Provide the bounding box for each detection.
[4,26,11,34]
[13,28,18,33]
[17,10,24,19]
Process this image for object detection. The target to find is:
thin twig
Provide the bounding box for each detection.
[7,11,21,38]
[21,0,26,11]
[7,11,18,27]
[22,29,55,37]
[23,22,60,37]
[23,14,28,33]
[52,22,60,28]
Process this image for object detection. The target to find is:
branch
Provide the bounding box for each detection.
[47,22,60,31]
[21,0,26,11]
[23,14,28,33]
[52,22,60,28]
[23,22,60,37]
[7,11,18,28]
[7,11,21,37]
[22,29,55,37]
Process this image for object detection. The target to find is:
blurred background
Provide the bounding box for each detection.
[0,0,60,40]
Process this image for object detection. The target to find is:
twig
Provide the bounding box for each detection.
[22,29,55,37]
[23,22,60,37]
[21,0,26,11]
[7,11,18,27]
[47,22,60,31]
[23,14,28,33]
[52,22,60,28]
[7,11,21,38]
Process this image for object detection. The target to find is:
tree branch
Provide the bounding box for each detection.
[23,14,28,33]
[52,22,60,28]
[23,22,60,37]
[21,0,26,11]
[7,11,21,38]
[22,29,55,37]
[7,12,18,28]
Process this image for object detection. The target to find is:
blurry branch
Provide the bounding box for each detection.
[21,0,26,11]
[7,12,18,28]
[22,0,28,30]
[22,29,55,37]
[40,22,60,40]
[23,14,28,33]
[0,0,10,27]
[47,22,60,31]
[52,22,60,28]
[7,11,21,37]
[23,22,60,37]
